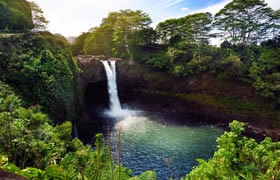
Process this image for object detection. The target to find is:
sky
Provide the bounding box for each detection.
[33,0,280,38]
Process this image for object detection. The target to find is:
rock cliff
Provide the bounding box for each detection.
[75,56,280,140]
[116,60,280,140]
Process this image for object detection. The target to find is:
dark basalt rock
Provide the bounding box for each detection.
[76,55,122,88]
[76,55,107,88]
[115,60,280,141]
[0,169,26,180]
[76,57,280,141]
[75,55,122,137]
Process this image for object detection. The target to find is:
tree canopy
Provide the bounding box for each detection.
[30,1,49,31]
[156,12,213,46]
[0,0,34,32]
[214,0,278,45]
[71,32,90,56]
[83,9,152,59]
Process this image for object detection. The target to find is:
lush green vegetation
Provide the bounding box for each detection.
[0,0,34,32]
[0,0,279,179]
[185,120,280,180]
[0,32,82,122]
[73,0,280,108]
[70,32,90,56]
[0,89,279,179]
[72,9,155,59]
[0,81,157,179]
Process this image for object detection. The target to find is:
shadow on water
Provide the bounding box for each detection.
[79,60,224,179]
[81,108,224,179]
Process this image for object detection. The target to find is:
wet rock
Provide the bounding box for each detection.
[76,55,107,87]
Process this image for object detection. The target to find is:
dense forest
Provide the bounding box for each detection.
[0,0,280,179]
[72,1,280,109]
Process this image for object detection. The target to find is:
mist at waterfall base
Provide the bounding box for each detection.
[96,61,223,179]
[101,61,142,118]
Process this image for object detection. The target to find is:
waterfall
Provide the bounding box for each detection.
[102,61,122,117]
[101,60,142,118]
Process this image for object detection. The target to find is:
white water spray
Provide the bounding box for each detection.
[101,61,142,118]
[102,61,122,117]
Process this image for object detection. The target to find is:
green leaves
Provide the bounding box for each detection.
[0,0,34,32]
[0,33,82,123]
[45,165,66,179]
[214,0,278,45]
[156,12,213,46]
[229,120,245,135]
[84,24,115,56]
[30,1,49,31]
[186,121,280,180]
[82,9,152,59]
[249,48,280,104]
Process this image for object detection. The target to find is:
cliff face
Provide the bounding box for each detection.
[76,55,107,87]
[116,60,280,140]
[76,56,121,136]
[76,55,123,87]
[75,56,280,140]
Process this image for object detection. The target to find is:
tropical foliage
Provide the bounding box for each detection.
[0,0,34,32]
[0,81,157,179]
[0,33,82,122]
[78,9,152,59]
[214,0,275,45]
[30,1,49,31]
[0,0,280,179]
[72,0,280,107]
[156,12,213,45]
[185,121,280,180]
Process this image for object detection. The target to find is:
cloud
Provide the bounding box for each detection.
[189,0,280,15]
[161,0,184,9]
[266,0,280,10]
[180,7,189,11]
[189,0,231,15]
[33,0,280,37]
[33,0,143,36]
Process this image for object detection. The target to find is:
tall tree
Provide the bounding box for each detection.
[84,24,115,56]
[102,9,152,59]
[214,0,277,46]
[30,1,48,31]
[156,12,213,45]
[71,32,90,56]
[185,12,213,44]
[156,18,184,45]
[267,9,280,39]
[130,27,158,46]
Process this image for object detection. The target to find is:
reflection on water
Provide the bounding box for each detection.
[107,114,224,179]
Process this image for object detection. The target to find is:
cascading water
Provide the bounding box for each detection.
[101,60,141,118]
[102,61,122,117]
[95,60,223,179]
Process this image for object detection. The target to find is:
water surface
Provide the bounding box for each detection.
[93,61,223,179]
[106,113,223,179]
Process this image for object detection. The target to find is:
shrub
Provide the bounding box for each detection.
[185,120,280,180]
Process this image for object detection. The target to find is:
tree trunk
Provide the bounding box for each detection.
[124,35,131,60]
